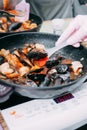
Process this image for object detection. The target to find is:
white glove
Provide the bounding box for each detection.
[0,0,30,22]
[56,15,87,47]
[15,0,30,22]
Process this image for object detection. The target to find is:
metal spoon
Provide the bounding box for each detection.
[46,41,68,57]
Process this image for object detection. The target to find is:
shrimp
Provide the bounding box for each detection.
[0,49,30,76]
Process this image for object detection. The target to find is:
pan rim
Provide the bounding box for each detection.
[0,31,59,40]
[0,73,86,90]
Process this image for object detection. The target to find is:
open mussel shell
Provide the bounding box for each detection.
[8,22,22,32]
[27,51,48,60]
[28,74,46,85]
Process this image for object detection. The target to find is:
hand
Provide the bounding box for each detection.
[0,0,30,22]
[15,0,30,22]
[55,15,87,47]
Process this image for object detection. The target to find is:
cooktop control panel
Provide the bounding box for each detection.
[1,82,87,130]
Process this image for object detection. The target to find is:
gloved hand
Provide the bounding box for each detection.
[15,0,30,22]
[56,15,87,47]
[0,0,30,22]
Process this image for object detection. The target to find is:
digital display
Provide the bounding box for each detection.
[54,93,74,103]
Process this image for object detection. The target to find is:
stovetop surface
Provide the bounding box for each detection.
[0,92,33,110]
[1,81,87,130]
[1,92,87,130]
[0,79,87,110]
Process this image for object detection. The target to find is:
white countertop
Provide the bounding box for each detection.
[40,19,72,34]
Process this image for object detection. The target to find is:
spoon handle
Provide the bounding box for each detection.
[47,41,68,57]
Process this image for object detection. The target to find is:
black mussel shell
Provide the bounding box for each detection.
[8,22,22,31]
[0,56,5,65]
[45,59,59,68]
[27,51,48,60]
[28,74,46,83]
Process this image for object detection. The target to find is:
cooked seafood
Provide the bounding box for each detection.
[0,10,37,33]
[0,43,83,87]
[70,61,83,75]
[8,22,22,31]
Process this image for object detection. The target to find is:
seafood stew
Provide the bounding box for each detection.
[0,43,84,87]
[0,32,87,98]
[0,12,42,37]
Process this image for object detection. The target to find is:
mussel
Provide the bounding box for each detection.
[8,22,22,32]
[27,51,48,60]
[45,56,63,68]
[0,56,5,65]
[28,73,46,86]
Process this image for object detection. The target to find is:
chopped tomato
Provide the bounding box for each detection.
[34,56,49,67]
[38,56,49,67]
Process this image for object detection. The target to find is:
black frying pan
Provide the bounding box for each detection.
[0,13,42,38]
[0,32,87,99]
